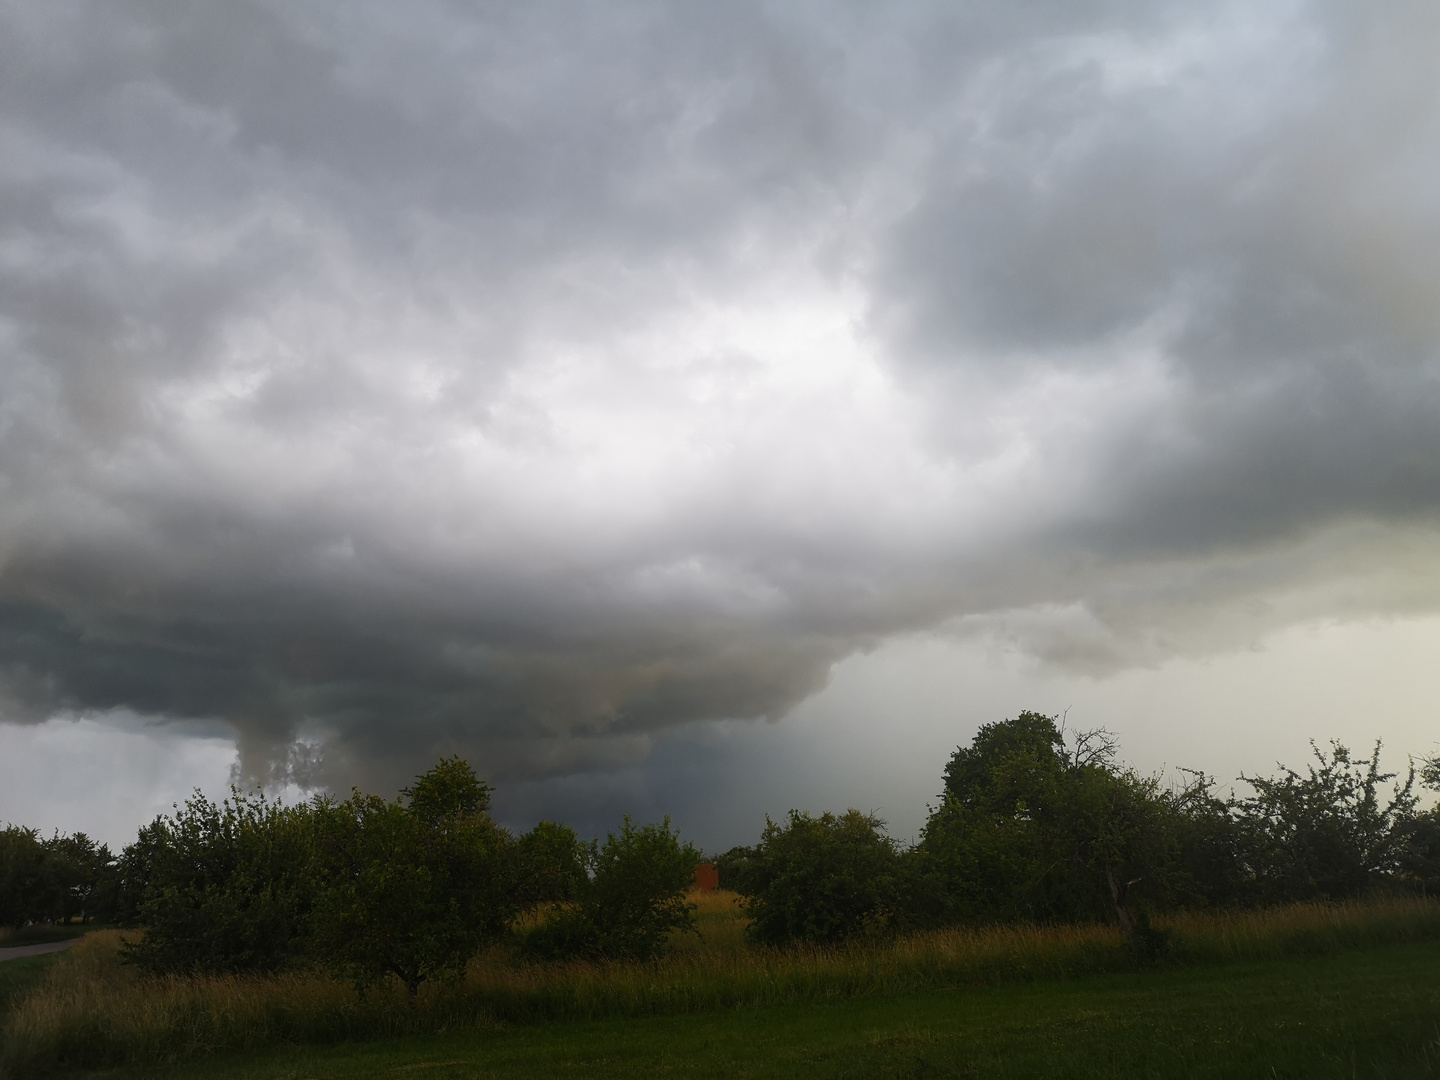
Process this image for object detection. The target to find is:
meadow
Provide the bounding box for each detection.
[4,892,1440,1078]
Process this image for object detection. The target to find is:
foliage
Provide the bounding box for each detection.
[522,817,700,962]
[309,758,519,1001]
[512,820,588,906]
[41,832,112,925]
[941,710,1068,811]
[0,826,51,932]
[120,790,316,976]
[924,715,1240,953]
[108,819,167,928]
[0,825,119,931]
[736,809,908,946]
[920,715,1172,937]
[712,843,762,895]
[1233,741,1417,903]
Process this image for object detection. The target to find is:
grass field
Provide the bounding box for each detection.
[93,942,1440,1079]
[5,895,1440,1078]
[0,954,64,1020]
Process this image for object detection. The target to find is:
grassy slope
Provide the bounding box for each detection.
[113,941,1440,1080]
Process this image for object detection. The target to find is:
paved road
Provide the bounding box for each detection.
[0,939,79,963]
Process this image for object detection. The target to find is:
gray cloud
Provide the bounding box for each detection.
[2,0,1439,801]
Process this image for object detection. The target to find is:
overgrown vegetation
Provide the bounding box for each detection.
[4,894,1439,1077]
[720,713,1439,952]
[5,712,1440,1075]
[518,817,701,963]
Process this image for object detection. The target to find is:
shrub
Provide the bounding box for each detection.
[522,817,700,962]
[513,820,588,905]
[739,810,907,946]
[1234,741,1418,903]
[120,791,315,975]
[712,843,761,895]
[308,758,519,1002]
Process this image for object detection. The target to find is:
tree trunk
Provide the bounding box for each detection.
[1103,864,1137,948]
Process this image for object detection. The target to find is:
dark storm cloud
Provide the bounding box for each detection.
[2,0,1439,797]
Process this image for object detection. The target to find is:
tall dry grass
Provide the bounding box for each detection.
[5,892,1439,1078]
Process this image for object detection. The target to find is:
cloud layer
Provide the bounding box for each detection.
[3,0,1439,794]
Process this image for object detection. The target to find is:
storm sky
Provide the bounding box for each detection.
[3,0,1440,850]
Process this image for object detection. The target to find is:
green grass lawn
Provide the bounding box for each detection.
[108,941,1440,1080]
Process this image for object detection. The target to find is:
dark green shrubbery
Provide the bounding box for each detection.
[95,756,699,990]
[736,809,909,946]
[10,715,1440,986]
[308,758,520,1001]
[521,817,700,962]
[712,842,761,896]
[730,712,1437,954]
[1233,741,1418,904]
[120,790,315,976]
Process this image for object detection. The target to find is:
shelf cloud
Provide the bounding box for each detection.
[3,0,1439,800]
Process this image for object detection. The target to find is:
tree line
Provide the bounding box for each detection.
[2,713,1439,991]
[718,713,1440,955]
[1,757,699,1001]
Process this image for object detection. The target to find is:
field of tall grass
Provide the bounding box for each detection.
[5,892,1440,1078]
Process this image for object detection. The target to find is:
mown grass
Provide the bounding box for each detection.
[5,893,1440,1078]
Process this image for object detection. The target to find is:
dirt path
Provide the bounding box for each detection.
[0,939,78,963]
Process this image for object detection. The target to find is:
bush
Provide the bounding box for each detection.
[513,820,588,905]
[521,817,700,962]
[309,758,519,1002]
[712,843,761,895]
[1234,741,1417,903]
[738,810,907,946]
[120,791,315,975]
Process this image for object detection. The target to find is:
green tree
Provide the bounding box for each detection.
[921,713,1195,952]
[1235,741,1417,902]
[738,810,907,946]
[108,818,167,928]
[512,819,587,905]
[309,757,518,1003]
[521,817,700,962]
[712,842,761,895]
[0,825,50,931]
[121,791,316,975]
[921,713,1101,927]
[42,832,111,924]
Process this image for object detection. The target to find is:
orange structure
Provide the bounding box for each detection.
[694,862,719,892]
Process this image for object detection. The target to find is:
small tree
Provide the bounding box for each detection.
[309,757,518,1003]
[712,843,762,895]
[1235,741,1417,902]
[583,817,700,960]
[739,810,906,946]
[0,825,50,931]
[122,790,316,975]
[920,713,1198,953]
[42,832,111,924]
[521,817,700,962]
[513,820,588,906]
